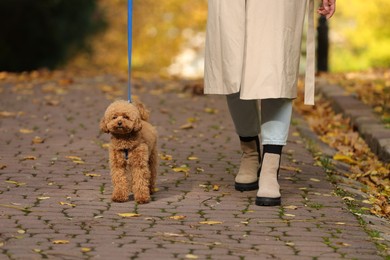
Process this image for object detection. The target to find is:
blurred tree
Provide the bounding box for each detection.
[331,0,390,71]
[68,0,207,75]
[0,0,104,71]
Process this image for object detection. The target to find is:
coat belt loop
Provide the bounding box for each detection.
[304,0,316,105]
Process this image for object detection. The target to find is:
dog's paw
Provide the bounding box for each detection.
[111,194,129,203]
[134,194,150,204]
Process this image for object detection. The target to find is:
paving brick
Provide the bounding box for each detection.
[0,75,386,259]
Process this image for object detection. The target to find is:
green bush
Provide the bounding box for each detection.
[0,0,105,71]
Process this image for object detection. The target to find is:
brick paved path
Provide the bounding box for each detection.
[0,74,385,259]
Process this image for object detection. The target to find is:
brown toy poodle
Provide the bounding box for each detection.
[100,100,158,204]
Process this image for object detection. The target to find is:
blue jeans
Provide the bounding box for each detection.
[226,92,293,145]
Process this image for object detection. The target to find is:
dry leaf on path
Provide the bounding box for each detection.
[21,156,37,161]
[169,215,186,220]
[160,154,173,160]
[32,136,45,144]
[52,240,70,245]
[19,128,33,134]
[59,202,76,207]
[199,221,223,225]
[180,123,194,129]
[333,153,357,165]
[5,180,26,186]
[118,213,141,218]
[84,173,101,177]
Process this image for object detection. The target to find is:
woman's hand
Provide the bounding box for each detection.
[317,0,336,19]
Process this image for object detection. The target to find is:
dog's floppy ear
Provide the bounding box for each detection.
[100,116,109,133]
[134,101,150,121]
[132,117,143,133]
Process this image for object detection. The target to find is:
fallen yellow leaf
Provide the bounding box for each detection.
[73,160,85,164]
[333,153,357,165]
[37,196,50,200]
[84,173,101,177]
[81,247,92,252]
[160,154,173,160]
[284,205,298,210]
[292,132,300,137]
[169,215,186,220]
[101,143,110,149]
[185,254,199,259]
[66,156,82,161]
[172,166,190,174]
[0,164,7,170]
[180,123,194,129]
[187,156,199,161]
[160,232,184,237]
[337,242,351,247]
[204,108,218,114]
[187,117,198,123]
[19,128,33,134]
[21,156,37,161]
[32,136,44,144]
[45,99,60,106]
[0,111,17,117]
[118,213,141,218]
[59,202,76,207]
[5,180,26,186]
[199,221,223,225]
[52,240,70,244]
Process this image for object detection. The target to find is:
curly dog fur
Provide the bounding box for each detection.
[100,100,157,204]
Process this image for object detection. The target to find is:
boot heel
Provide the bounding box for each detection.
[235,181,259,191]
[255,196,281,206]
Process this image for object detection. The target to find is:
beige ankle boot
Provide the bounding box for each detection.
[256,153,281,206]
[235,137,261,191]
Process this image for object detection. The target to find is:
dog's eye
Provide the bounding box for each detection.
[113,116,117,119]
[124,116,129,120]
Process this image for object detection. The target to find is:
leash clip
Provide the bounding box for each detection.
[124,149,129,160]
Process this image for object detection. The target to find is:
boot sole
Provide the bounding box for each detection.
[255,196,281,206]
[235,181,258,192]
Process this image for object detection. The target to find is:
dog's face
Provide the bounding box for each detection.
[100,100,142,135]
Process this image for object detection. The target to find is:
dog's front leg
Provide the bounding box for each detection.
[129,144,151,204]
[110,149,131,202]
[149,146,158,194]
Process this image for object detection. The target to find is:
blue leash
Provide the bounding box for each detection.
[127,0,133,103]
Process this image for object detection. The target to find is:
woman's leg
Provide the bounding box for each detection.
[261,98,292,146]
[226,92,261,191]
[256,98,293,206]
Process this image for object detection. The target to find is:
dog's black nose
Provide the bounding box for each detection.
[118,121,122,126]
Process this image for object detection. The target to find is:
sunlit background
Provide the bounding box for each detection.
[1,0,389,76]
[63,0,390,77]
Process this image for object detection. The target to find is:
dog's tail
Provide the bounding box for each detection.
[135,101,150,121]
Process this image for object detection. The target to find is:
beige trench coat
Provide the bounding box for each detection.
[204,0,315,105]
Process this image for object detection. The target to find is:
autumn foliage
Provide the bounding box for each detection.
[295,78,390,218]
